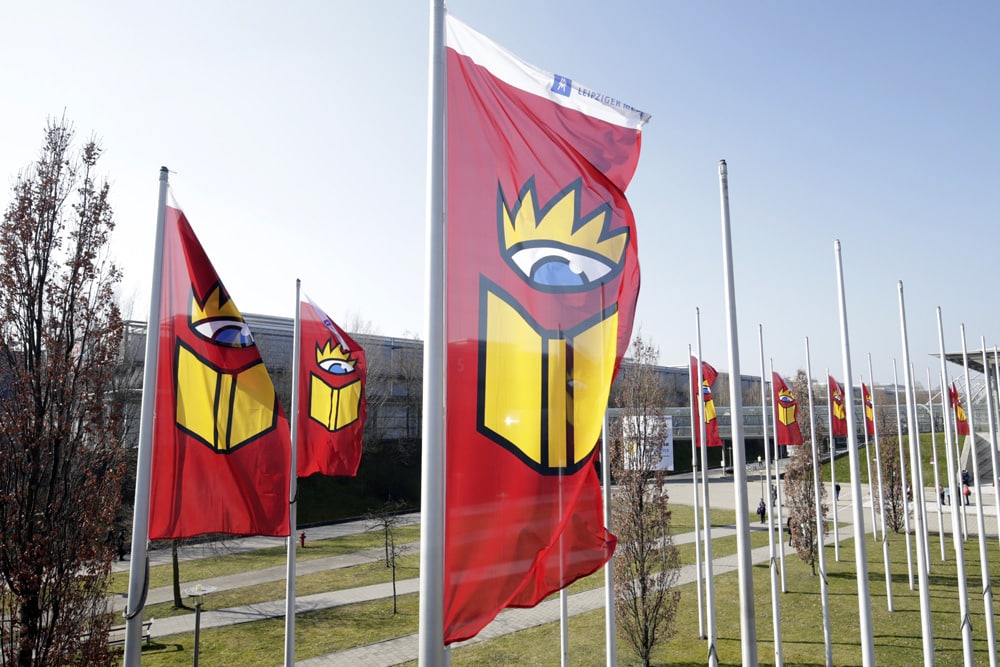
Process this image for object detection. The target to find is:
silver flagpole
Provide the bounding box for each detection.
[688,345,705,641]
[826,368,841,562]
[959,327,998,667]
[909,361,931,572]
[696,311,718,667]
[718,160,757,666]
[897,283,933,666]
[758,340,784,667]
[891,360,915,590]
[283,280,303,667]
[601,416,617,667]
[926,368,946,562]
[123,167,170,666]
[865,358,893,612]
[418,0,446,663]
[936,308,974,665]
[805,338,833,667]
[832,240,874,667]
[983,343,1000,553]
[769,359,788,595]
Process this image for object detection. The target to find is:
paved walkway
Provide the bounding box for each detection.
[118,474,997,665]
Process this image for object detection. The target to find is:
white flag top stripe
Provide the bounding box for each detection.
[445,14,650,130]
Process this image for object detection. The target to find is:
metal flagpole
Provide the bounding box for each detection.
[601,416,617,667]
[283,280,302,667]
[832,240,875,667]
[769,359,788,594]
[418,0,447,663]
[758,337,783,667]
[696,311,718,667]
[688,345,706,641]
[827,368,841,562]
[805,338,833,667]
[865,358,893,612]
[909,361,931,572]
[936,308,974,665]
[718,160,757,666]
[897,283,933,666]
[959,327,998,667]
[123,167,170,666]
[892,359,915,590]
[983,343,1000,553]
[926,368,946,562]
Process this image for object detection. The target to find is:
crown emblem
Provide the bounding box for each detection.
[499,178,628,292]
[189,283,254,348]
[191,284,244,324]
[316,340,355,375]
[777,387,795,405]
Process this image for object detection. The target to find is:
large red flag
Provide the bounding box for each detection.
[296,297,366,477]
[149,203,290,539]
[691,357,723,447]
[862,383,875,436]
[444,14,648,644]
[950,382,970,436]
[828,375,848,437]
[772,372,804,445]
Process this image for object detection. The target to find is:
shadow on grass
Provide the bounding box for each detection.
[141,641,185,654]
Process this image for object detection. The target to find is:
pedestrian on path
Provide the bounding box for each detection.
[945,486,951,505]
[757,499,767,524]
[835,483,841,502]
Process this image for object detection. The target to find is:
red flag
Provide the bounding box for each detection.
[862,383,875,436]
[296,297,366,477]
[950,382,970,436]
[828,375,848,437]
[772,372,803,445]
[149,204,290,539]
[443,14,648,644]
[691,357,723,447]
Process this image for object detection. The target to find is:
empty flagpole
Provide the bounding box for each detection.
[769,359,788,595]
[283,280,303,667]
[123,167,170,667]
[718,160,758,666]
[688,345,706,641]
[805,338,833,667]
[959,326,998,667]
[696,310,718,667]
[891,359,915,590]
[826,368,841,562]
[926,368,946,561]
[832,240,875,667]
[909,361,931,572]
[897,283,934,665]
[418,0,446,663]
[757,330,783,667]
[982,342,1000,552]
[865,357,893,613]
[936,308,974,665]
[601,415,617,667]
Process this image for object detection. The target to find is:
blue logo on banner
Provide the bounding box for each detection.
[551,75,572,97]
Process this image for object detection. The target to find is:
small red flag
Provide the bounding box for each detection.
[296,297,366,477]
[828,375,848,437]
[862,383,875,436]
[950,382,970,436]
[149,204,290,540]
[691,357,724,447]
[772,372,803,445]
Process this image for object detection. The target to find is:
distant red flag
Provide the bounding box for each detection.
[950,382,970,436]
[296,297,366,477]
[691,357,724,447]
[828,375,848,437]
[862,383,875,436]
[772,372,803,445]
[149,204,290,539]
[443,14,648,644]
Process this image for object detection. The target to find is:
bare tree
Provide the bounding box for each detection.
[0,118,127,666]
[365,499,409,614]
[609,335,680,667]
[875,436,907,533]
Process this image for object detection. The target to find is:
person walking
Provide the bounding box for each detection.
[835,483,841,502]
[757,499,767,524]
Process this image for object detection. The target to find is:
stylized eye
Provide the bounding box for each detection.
[193,319,255,348]
[509,246,616,288]
[779,395,794,405]
[318,358,354,375]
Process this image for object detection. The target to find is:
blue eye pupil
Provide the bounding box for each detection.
[214,326,252,347]
[531,260,585,287]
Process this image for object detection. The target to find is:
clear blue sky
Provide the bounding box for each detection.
[2,0,997,393]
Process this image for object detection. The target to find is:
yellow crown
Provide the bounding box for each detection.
[778,387,794,402]
[501,179,627,265]
[191,284,244,324]
[316,341,352,364]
